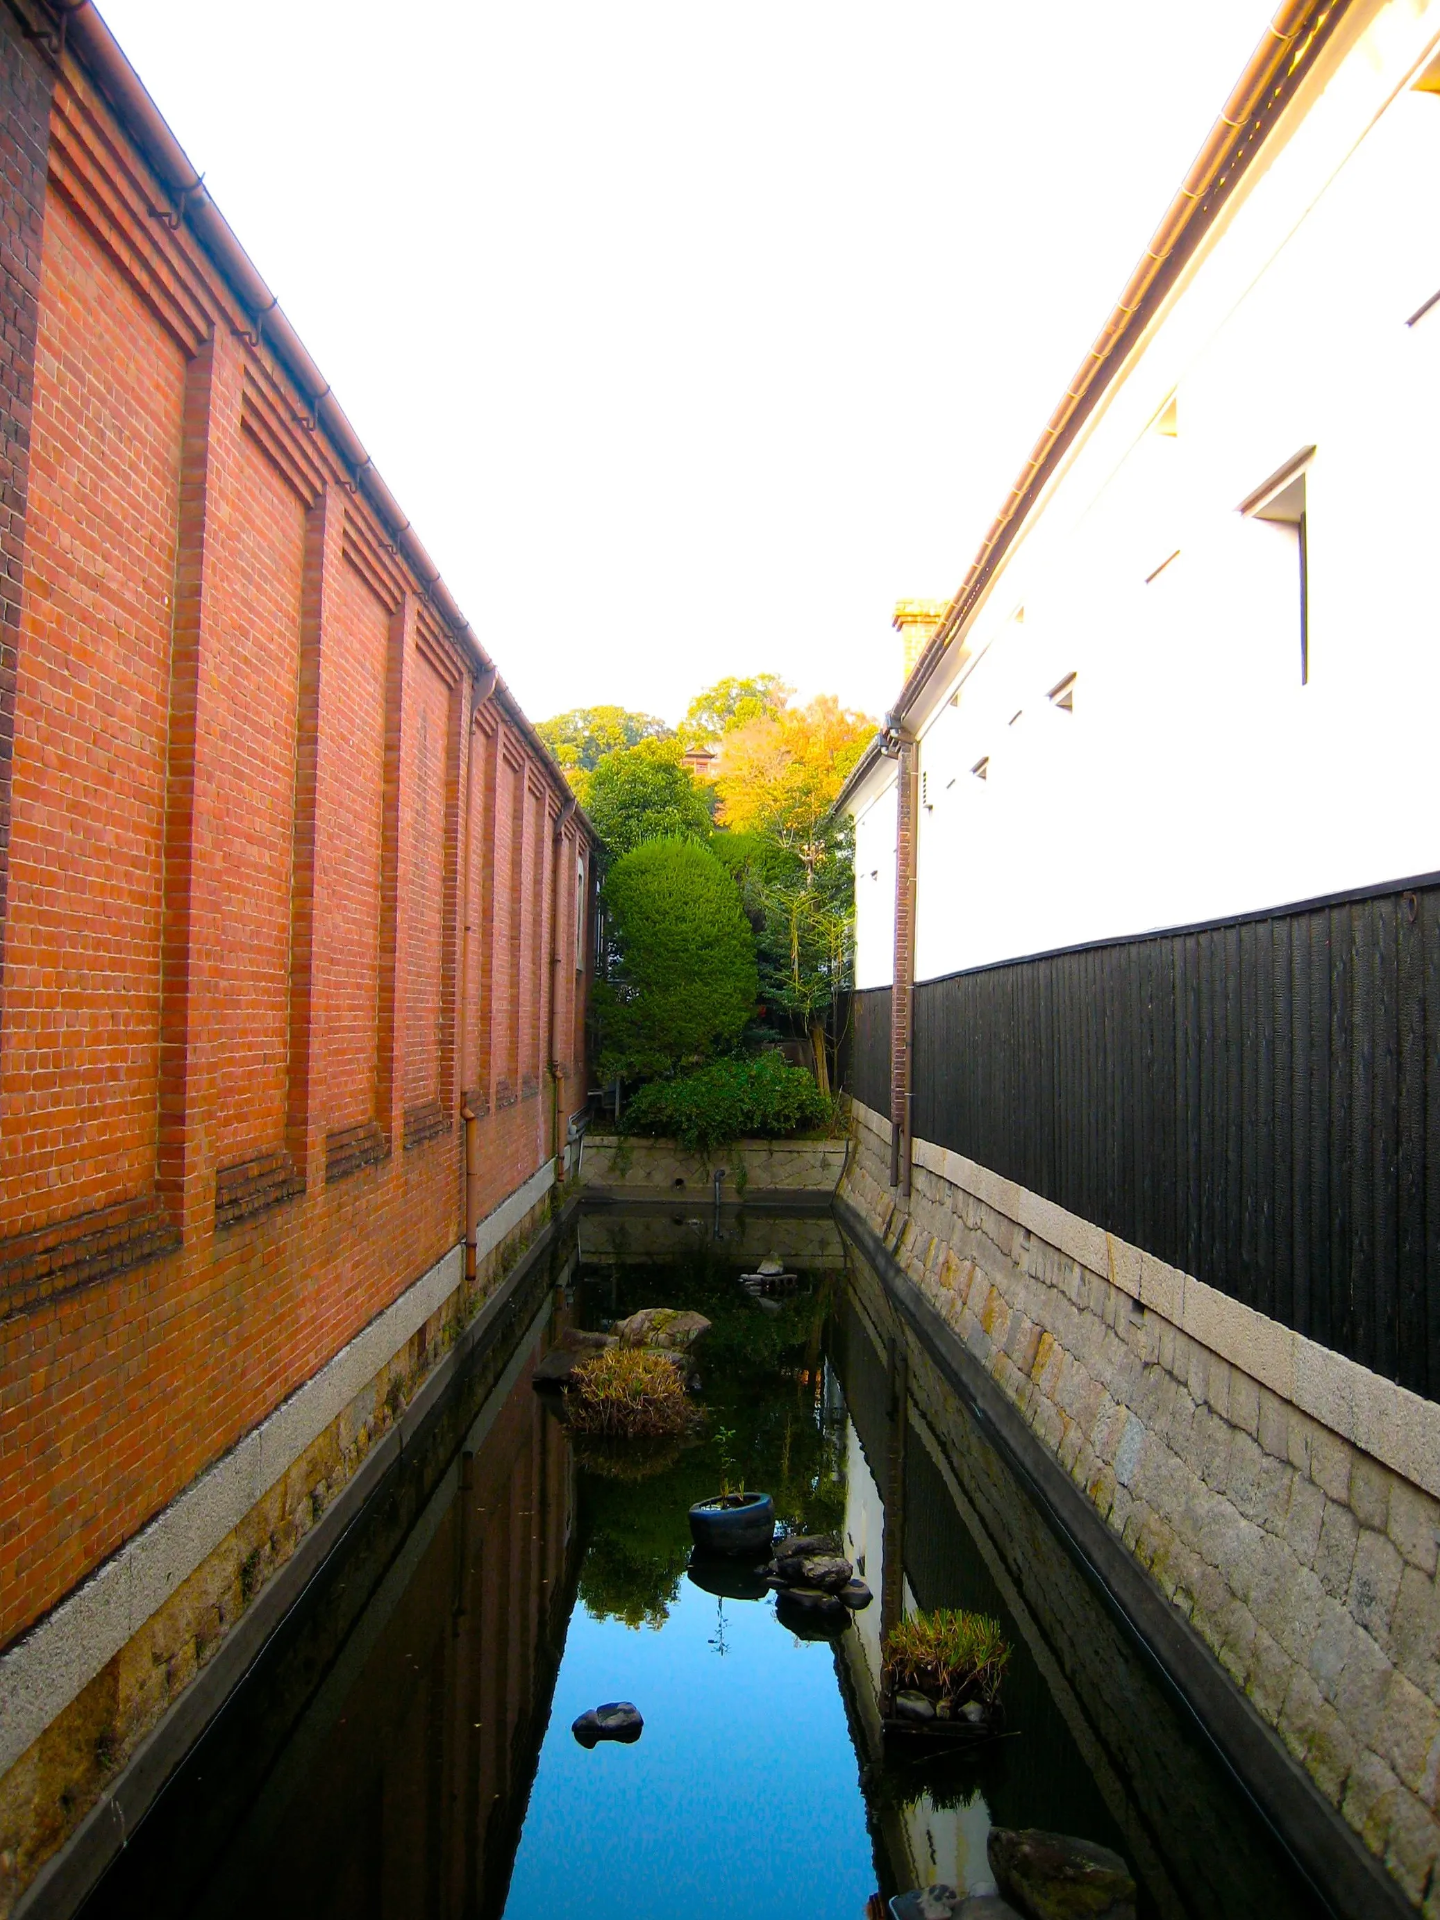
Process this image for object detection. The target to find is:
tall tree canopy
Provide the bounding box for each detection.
[713,695,874,878]
[537,706,672,778]
[680,674,790,747]
[584,739,713,857]
[595,839,758,1081]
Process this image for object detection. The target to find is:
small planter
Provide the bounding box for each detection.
[688,1491,775,1558]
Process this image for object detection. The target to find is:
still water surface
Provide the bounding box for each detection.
[79,1205,1324,1920]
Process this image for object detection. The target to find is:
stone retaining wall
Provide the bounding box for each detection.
[841,1098,1440,1911]
[580,1133,846,1197]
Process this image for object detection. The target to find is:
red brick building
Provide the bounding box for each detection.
[0,7,592,1901]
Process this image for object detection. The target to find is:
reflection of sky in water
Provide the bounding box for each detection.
[504,1568,876,1920]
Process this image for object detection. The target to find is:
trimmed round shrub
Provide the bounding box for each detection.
[621,1053,834,1154]
[595,838,758,1081]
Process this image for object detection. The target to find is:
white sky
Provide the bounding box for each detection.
[99,1,1272,729]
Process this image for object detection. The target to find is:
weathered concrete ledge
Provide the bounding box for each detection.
[843,1098,1440,1911]
[0,1160,559,1918]
[580,1133,846,1198]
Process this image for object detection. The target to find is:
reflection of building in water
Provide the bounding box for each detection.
[193,1321,580,1920]
[837,1401,997,1900]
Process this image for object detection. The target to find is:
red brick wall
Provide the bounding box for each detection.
[0,8,57,989]
[1,188,185,1242]
[0,60,592,1652]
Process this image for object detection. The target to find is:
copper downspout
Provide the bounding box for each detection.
[879,717,917,1196]
[57,1,587,827]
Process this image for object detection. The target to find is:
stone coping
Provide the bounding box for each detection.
[851,1099,1440,1503]
[0,1158,555,1780]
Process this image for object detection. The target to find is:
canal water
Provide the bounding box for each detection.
[78,1205,1327,1920]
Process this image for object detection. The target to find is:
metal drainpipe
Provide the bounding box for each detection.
[880,715,917,1197]
[462,1098,479,1285]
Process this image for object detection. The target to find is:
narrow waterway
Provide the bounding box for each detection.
[77,1205,1327,1920]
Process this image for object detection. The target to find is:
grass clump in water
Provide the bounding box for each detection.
[883,1608,1011,1707]
[564,1347,696,1439]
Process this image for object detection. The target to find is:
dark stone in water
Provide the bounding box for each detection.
[794,1553,852,1592]
[775,1586,850,1638]
[773,1532,839,1561]
[571,1701,644,1748]
[892,1689,935,1722]
[987,1828,1135,1920]
[532,1348,583,1387]
[838,1577,872,1610]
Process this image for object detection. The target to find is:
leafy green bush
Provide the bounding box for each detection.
[594,839,758,1080]
[621,1052,834,1153]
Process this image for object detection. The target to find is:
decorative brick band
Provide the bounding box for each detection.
[403,1099,449,1151]
[462,1085,490,1120]
[520,1073,540,1101]
[324,1121,390,1186]
[494,1078,518,1112]
[214,1151,305,1230]
[0,1198,181,1321]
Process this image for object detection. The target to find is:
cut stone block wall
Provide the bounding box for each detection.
[580,1133,847,1196]
[842,1098,1440,1911]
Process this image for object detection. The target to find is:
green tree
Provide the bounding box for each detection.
[537,706,671,776]
[595,839,758,1081]
[717,824,854,1091]
[680,674,790,747]
[585,739,713,857]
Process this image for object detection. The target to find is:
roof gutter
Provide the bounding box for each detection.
[58,1,592,838]
[884,0,1352,738]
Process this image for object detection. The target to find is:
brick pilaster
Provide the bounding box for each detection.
[0,5,55,982]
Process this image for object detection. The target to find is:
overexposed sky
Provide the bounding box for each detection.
[100,1,1271,728]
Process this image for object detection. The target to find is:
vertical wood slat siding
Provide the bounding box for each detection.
[847,881,1440,1399]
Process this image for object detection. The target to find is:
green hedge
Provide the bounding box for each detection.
[621,1054,834,1154]
[594,838,758,1081]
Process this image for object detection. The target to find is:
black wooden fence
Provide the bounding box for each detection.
[843,879,1440,1400]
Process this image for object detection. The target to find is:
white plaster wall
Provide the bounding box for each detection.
[853,775,897,988]
[873,11,1440,983]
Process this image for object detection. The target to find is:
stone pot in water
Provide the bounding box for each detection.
[688,1490,775,1557]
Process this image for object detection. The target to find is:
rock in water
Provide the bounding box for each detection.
[775,1586,851,1638]
[612,1308,712,1352]
[791,1553,852,1592]
[889,1887,964,1919]
[838,1578,873,1610]
[892,1689,936,1723]
[757,1255,784,1275]
[571,1701,644,1748]
[986,1829,1135,1920]
[775,1531,838,1556]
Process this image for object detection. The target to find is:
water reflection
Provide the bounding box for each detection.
[833,1229,1326,1920]
[79,1211,1327,1920]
